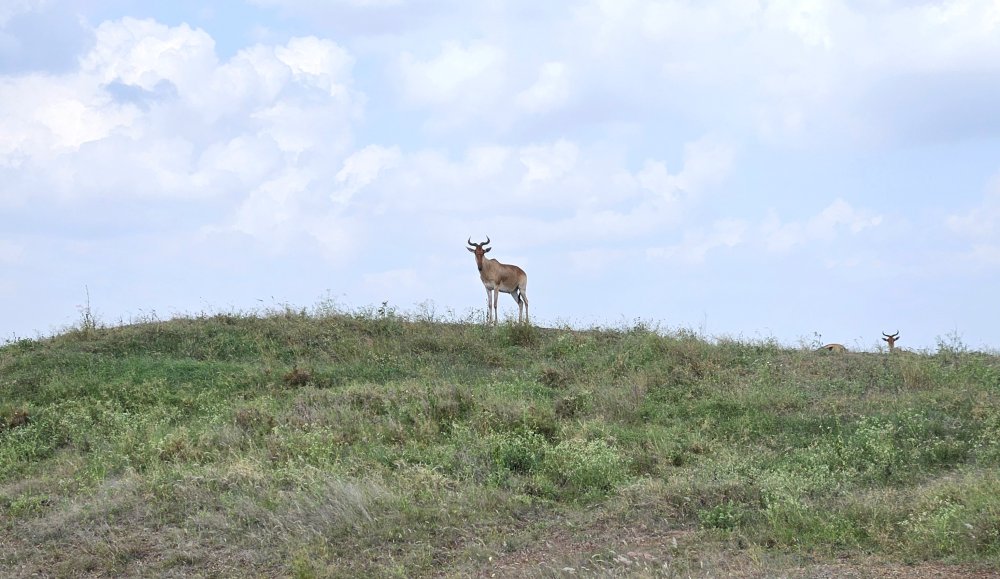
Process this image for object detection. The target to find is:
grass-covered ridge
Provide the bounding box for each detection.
[2,305,999,577]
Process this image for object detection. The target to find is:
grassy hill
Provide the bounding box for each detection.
[2,305,999,577]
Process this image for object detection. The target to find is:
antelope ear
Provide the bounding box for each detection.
[467,247,475,252]
[483,247,491,253]
[882,337,888,342]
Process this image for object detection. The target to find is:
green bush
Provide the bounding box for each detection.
[487,430,548,477]
[542,438,626,501]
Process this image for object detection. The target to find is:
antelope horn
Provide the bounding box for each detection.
[468,237,475,246]
[484,235,490,245]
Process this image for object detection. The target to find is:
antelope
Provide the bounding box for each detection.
[467,236,529,325]
[882,331,900,352]
[819,343,847,353]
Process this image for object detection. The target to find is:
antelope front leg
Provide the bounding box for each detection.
[492,288,500,325]
[484,288,492,324]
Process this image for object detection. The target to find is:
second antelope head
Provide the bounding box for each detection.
[467,237,529,325]
[882,331,900,352]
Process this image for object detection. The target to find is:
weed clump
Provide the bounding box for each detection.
[1,407,30,432]
[234,407,277,436]
[538,365,569,388]
[554,391,588,419]
[283,367,312,388]
[498,322,538,347]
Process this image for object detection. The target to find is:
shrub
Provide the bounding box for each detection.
[488,430,548,477]
[699,500,748,530]
[1,407,30,432]
[498,322,538,348]
[234,407,276,436]
[283,367,313,388]
[542,438,627,501]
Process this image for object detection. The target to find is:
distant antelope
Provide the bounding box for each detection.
[882,331,900,352]
[818,343,847,353]
[467,236,529,324]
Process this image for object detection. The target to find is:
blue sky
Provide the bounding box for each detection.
[2,0,1000,351]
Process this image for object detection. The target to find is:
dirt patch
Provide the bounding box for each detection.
[476,523,996,578]
[783,561,998,579]
[478,523,697,577]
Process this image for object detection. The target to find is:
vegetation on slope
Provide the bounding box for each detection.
[2,304,999,577]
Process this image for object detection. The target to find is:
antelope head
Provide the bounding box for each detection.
[882,331,900,352]
[467,237,491,271]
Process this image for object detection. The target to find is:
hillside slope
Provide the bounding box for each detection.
[2,308,999,577]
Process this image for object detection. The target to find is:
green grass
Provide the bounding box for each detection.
[2,305,999,577]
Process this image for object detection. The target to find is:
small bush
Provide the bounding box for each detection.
[2,407,30,432]
[538,365,569,388]
[488,430,548,476]
[498,322,538,348]
[234,407,276,436]
[542,438,627,501]
[699,500,748,530]
[554,391,588,419]
[283,367,313,388]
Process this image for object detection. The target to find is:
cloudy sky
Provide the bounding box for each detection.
[2,0,999,351]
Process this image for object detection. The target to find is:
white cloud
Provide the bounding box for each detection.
[274,36,354,96]
[645,197,882,265]
[868,1,1000,74]
[0,16,375,278]
[232,169,313,239]
[515,61,570,114]
[647,219,747,264]
[302,213,360,264]
[814,198,883,234]
[565,0,1000,145]
[333,144,401,204]
[196,135,284,188]
[637,137,736,203]
[398,40,505,109]
[210,44,291,108]
[677,138,737,192]
[81,18,218,95]
[0,0,46,26]
[465,145,511,180]
[0,75,140,159]
[1,18,359,213]
[765,0,837,50]
[941,173,1000,270]
[946,174,1000,240]
[761,198,883,252]
[519,140,578,185]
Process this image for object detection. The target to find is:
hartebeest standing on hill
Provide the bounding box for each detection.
[883,331,900,352]
[467,237,529,325]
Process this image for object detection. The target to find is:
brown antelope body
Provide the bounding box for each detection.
[467,237,529,324]
[882,331,900,352]
[819,343,847,353]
